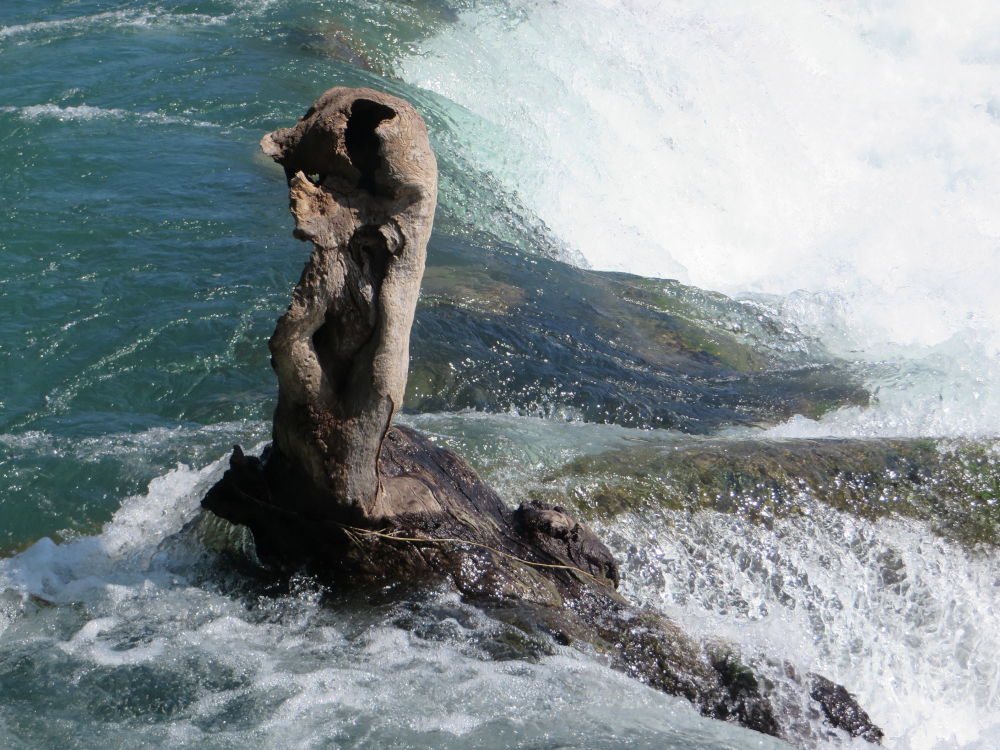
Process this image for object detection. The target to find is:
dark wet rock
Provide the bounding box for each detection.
[533,437,1000,548]
[296,23,376,72]
[291,2,461,77]
[513,500,620,587]
[710,651,782,737]
[408,236,869,433]
[809,674,884,744]
[200,87,880,747]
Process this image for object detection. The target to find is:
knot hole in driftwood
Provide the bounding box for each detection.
[345,99,397,195]
[311,224,392,398]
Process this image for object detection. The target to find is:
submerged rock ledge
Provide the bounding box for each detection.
[536,437,1000,549]
[410,236,870,433]
[201,87,881,746]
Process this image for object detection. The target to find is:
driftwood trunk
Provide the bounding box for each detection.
[258,87,436,520]
[202,87,882,746]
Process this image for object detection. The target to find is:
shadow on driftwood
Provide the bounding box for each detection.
[201,86,882,746]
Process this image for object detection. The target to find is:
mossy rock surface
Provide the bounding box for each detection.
[532,437,1000,548]
[408,236,869,433]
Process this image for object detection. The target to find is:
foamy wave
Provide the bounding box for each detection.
[0,8,226,40]
[0,455,782,750]
[0,421,268,459]
[0,459,217,612]
[401,0,1000,435]
[0,103,217,128]
[605,505,1000,749]
[401,0,1000,348]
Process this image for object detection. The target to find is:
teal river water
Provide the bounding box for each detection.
[3,1,1000,748]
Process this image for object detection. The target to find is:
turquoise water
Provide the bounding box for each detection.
[3,1,1000,748]
[0,0,562,550]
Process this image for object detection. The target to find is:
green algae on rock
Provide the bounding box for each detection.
[533,437,1000,548]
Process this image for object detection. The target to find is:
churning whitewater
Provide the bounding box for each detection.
[2,0,1000,748]
[401,0,1000,438]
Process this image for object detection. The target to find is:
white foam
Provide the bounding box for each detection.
[0,421,269,463]
[604,507,1000,750]
[0,443,789,748]
[0,103,217,128]
[403,0,1000,342]
[401,0,1000,435]
[0,458,223,608]
[0,8,226,40]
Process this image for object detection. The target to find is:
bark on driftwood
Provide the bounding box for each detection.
[201,86,882,746]
[259,87,436,520]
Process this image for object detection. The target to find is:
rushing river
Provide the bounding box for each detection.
[2,1,1000,748]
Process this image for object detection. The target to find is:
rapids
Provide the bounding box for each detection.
[2,1,1000,748]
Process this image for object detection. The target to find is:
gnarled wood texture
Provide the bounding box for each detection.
[260,87,436,520]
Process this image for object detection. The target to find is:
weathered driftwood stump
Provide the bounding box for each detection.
[202,87,882,746]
